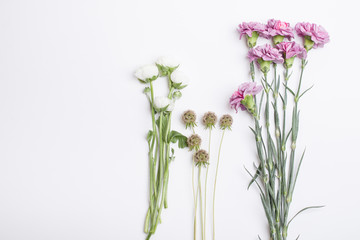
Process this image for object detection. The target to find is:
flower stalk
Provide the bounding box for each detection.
[136,58,188,240]
[233,20,329,240]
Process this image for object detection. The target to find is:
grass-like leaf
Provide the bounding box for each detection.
[287,205,325,227]
[283,83,295,96]
[299,84,314,100]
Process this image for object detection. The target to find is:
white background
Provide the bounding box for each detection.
[0,0,359,239]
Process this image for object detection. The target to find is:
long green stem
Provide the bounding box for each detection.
[203,129,212,239]
[212,130,225,240]
[194,168,200,240]
[284,59,307,230]
[198,167,204,240]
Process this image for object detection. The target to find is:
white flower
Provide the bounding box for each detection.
[170,70,189,84]
[134,64,158,81]
[167,100,175,112]
[154,96,171,110]
[156,56,179,68]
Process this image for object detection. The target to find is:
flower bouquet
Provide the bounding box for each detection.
[230,20,329,239]
[135,56,189,240]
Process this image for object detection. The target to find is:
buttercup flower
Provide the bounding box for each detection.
[265,19,294,44]
[170,70,189,89]
[202,112,217,129]
[134,64,158,82]
[194,149,209,166]
[295,22,330,51]
[182,110,197,129]
[154,96,171,111]
[156,56,179,68]
[248,44,284,73]
[187,134,202,151]
[230,82,262,114]
[167,100,175,112]
[276,42,307,68]
[219,114,233,130]
[238,22,267,48]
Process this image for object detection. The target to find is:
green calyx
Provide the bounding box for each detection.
[247,31,259,48]
[273,35,284,45]
[241,95,256,115]
[304,36,314,51]
[257,59,271,73]
[284,56,295,69]
[156,64,178,77]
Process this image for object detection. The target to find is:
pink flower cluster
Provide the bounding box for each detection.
[238,22,266,39]
[238,20,329,50]
[248,44,284,64]
[230,82,262,113]
[265,19,294,40]
[276,42,307,59]
[295,22,330,48]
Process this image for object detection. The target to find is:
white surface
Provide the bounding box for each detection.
[0,0,359,239]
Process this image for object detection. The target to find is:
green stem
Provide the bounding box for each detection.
[212,130,225,240]
[284,59,307,230]
[164,113,172,209]
[203,129,212,239]
[198,167,204,240]
[194,168,200,240]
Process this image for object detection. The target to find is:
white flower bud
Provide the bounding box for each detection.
[156,56,179,68]
[134,64,158,81]
[143,87,151,98]
[171,70,189,84]
[173,91,182,99]
[154,96,171,110]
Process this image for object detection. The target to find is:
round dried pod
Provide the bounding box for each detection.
[219,114,233,130]
[187,134,202,151]
[202,111,217,129]
[194,149,209,167]
[182,110,197,129]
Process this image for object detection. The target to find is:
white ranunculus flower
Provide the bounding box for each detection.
[134,64,159,81]
[166,100,175,112]
[170,70,189,84]
[154,96,171,110]
[156,56,179,68]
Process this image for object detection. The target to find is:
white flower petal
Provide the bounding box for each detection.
[134,64,159,80]
[156,56,179,68]
[170,70,189,84]
[154,96,171,109]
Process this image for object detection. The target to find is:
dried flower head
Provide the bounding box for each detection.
[182,110,197,129]
[187,134,202,151]
[194,149,209,167]
[219,114,233,130]
[202,112,217,129]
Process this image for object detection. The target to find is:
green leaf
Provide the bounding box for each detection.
[156,113,169,141]
[287,205,325,227]
[299,84,314,99]
[244,166,264,196]
[283,83,295,96]
[246,163,262,190]
[168,130,188,148]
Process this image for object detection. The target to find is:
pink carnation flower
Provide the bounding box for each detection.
[248,44,284,64]
[230,82,262,113]
[265,19,294,40]
[238,22,267,39]
[295,22,330,48]
[276,41,307,59]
